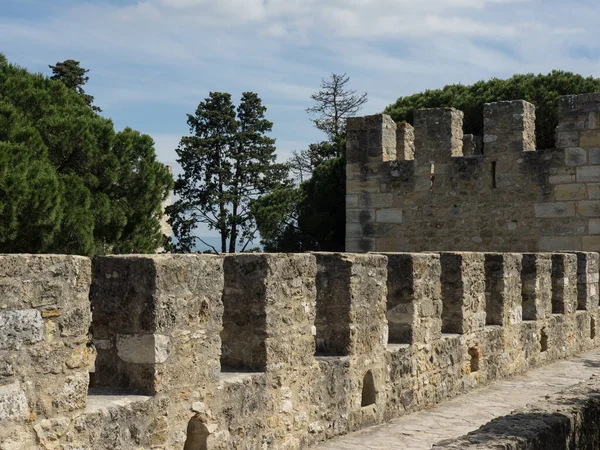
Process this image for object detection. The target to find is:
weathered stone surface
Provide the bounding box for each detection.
[52,372,88,412]
[2,250,600,449]
[0,382,28,422]
[0,309,43,350]
[345,94,600,254]
[116,334,171,364]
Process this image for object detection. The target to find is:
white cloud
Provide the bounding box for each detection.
[2,0,600,167]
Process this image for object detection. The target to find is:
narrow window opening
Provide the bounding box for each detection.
[361,370,376,407]
[468,347,481,373]
[429,162,435,191]
[491,161,497,189]
[540,328,549,352]
[591,318,596,340]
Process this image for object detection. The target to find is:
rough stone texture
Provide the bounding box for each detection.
[318,347,600,450]
[91,254,225,395]
[382,253,442,345]
[396,122,415,161]
[0,254,92,449]
[346,94,600,253]
[2,252,600,449]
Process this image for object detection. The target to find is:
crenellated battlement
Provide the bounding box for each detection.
[1,252,599,449]
[346,93,600,254]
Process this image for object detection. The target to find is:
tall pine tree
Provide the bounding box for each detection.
[168,92,288,253]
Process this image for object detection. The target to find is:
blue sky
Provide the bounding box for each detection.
[2,0,599,239]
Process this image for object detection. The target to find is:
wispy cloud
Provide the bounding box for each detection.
[1,0,599,170]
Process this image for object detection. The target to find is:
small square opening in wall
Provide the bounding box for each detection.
[540,328,549,352]
[468,347,482,373]
[361,370,376,407]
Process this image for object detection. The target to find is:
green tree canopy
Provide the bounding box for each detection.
[49,59,101,112]
[0,54,172,255]
[385,71,600,149]
[168,91,289,253]
[256,73,365,252]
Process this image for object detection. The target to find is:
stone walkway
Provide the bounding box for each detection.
[316,348,600,449]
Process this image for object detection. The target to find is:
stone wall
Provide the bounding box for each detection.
[0,255,92,448]
[346,93,600,253]
[1,252,599,449]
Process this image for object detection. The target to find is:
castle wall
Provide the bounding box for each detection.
[1,252,598,449]
[0,255,92,448]
[346,93,600,253]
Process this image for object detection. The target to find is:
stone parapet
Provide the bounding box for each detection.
[91,254,224,394]
[0,255,92,448]
[1,251,599,449]
[346,93,600,253]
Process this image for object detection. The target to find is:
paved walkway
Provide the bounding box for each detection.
[316,348,600,449]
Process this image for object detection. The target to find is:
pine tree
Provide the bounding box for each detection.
[168,92,289,253]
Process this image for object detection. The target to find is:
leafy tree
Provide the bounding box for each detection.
[49,59,101,112]
[288,140,339,183]
[168,92,289,253]
[0,54,172,255]
[256,156,345,252]
[307,72,367,144]
[385,71,600,149]
[256,74,365,252]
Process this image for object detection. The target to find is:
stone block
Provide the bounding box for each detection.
[439,253,486,334]
[540,236,581,251]
[396,122,415,161]
[588,184,600,199]
[51,372,88,413]
[559,93,600,116]
[484,101,536,154]
[0,381,28,422]
[582,236,600,252]
[116,334,171,364]
[382,253,442,345]
[375,208,403,224]
[346,114,397,164]
[577,200,600,217]
[579,132,600,149]
[570,252,599,310]
[346,194,359,208]
[92,254,224,394]
[0,309,43,351]
[483,253,523,326]
[577,166,600,183]
[590,219,600,235]
[565,148,587,166]
[414,108,463,164]
[314,253,387,356]
[554,184,586,201]
[359,193,393,208]
[345,238,376,253]
[534,202,575,218]
[589,149,600,165]
[551,253,578,315]
[346,223,365,238]
[224,254,317,372]
[347,208,373,224]
[556,131,580,149]
[521,254,552,320]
